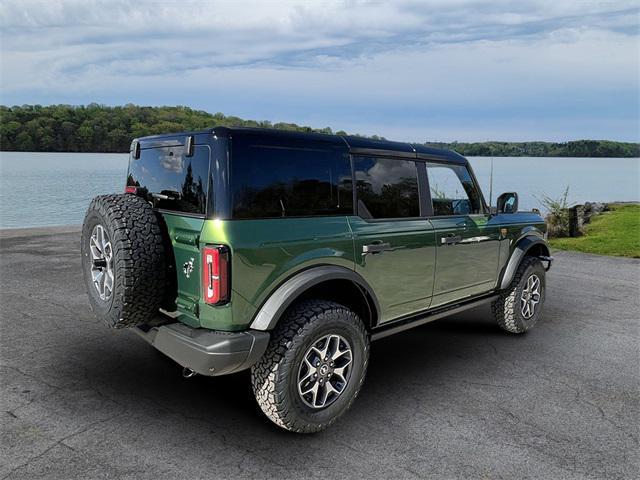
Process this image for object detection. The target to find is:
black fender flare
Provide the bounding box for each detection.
[249,265,381,331]
[499,235,551,290]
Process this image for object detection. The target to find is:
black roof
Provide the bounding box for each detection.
[137,126,467,164]
[215,127,467,164]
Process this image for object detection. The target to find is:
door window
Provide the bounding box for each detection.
[353,157,420,219]
[426,163,482,216]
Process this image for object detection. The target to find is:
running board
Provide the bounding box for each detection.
[371,294,498,341]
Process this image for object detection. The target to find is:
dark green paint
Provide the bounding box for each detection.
[144,129,548,333]
[161,210,545,332]
[348,216,436,322]
[159,213,204,328]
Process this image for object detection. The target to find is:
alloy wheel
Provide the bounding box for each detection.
[520,273,541,319]
[89,224,114,301]
[297,334,353,409]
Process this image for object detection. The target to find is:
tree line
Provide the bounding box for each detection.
[1,104,638,157]
[424,140,640,158]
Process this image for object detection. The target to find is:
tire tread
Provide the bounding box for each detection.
[492,256,543,333]
[82,194,166,328]
[251,300,369,433]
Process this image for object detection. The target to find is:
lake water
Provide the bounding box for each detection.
[0,151,638,229]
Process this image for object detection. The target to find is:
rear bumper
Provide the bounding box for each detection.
[134,322,270,376]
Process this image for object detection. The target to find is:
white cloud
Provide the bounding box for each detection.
[0,0,638,141]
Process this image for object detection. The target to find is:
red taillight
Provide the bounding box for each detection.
[202,246,230,305]
[125,186,137,194]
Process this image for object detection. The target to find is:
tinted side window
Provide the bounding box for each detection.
[354,157,420,219]
[127,145,209,215]
[426,163,481,216]
[231,141,353,218]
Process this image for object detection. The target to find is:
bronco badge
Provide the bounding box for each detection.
[183,258,194,278]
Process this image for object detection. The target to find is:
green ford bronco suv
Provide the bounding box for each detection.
[82,127,552,432]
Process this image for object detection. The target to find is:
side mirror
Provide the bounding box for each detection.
[497,192,518,214]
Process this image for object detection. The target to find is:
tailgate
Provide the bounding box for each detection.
[126,141,211,327]
[161,213,204,326]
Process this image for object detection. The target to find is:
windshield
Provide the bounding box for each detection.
[127,145,210,215]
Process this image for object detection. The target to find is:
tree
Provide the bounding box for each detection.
[1,104,638,156]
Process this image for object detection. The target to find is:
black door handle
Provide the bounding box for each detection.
[441,234,462,245]
[362,242,392,255]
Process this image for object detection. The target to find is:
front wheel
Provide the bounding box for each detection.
[492,256,546,333]
[251,300,369,433]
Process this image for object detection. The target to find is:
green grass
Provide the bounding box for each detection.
[549,204,640,258]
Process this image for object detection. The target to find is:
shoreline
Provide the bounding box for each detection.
[0,225,81,239]
[2,150,640,159]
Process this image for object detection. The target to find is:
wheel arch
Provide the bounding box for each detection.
[499,235,551,290]
[249,266,380,331]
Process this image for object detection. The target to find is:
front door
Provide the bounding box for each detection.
[425,161,501,307]
[348,156,436,323]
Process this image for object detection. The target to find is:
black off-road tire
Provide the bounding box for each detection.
[492,256,546,333]
[251,300,369,433]
[81,194,166,328]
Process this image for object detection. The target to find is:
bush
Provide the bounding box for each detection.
[536,186,571,238]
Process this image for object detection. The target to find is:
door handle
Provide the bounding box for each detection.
[441,234,462,245]
[362,242,392,255]
[456,220,468,228]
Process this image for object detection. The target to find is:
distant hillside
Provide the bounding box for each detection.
[0,104,350,153]
[1,104,638,157]
[424,140,640,158]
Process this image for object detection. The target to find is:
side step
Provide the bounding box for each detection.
[371,294,498,341]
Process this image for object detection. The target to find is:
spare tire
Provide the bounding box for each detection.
[81,194,166,328]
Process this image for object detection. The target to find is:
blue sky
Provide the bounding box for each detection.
[1,0,638,142]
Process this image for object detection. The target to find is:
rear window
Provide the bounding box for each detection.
[127,145,210,215]
[230,140,353,219]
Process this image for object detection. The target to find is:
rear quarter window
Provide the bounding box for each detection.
[230,139,353,219]
[127,145,210,215]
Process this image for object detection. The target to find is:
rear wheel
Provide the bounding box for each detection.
[492,256,546,333]
[251,300,369,433]
[81,194,166,328]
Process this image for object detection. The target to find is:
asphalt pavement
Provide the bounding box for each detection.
[1,228,638,479]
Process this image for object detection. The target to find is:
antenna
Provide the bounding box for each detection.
[488,158,494,211]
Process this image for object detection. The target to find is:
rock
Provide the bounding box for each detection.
[582,202,609,224]
[569,205,584,237]
[566,202,609,236]
[547,202,609,238]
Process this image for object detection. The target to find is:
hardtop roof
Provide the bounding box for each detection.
[135,126,467,164]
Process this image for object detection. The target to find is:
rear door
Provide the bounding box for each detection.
[348,156,436,323]
[425,161,501,307]
[127,142,211,326]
